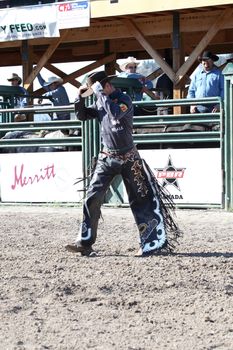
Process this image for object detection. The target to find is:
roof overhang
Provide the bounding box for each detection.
[91,0,233,18]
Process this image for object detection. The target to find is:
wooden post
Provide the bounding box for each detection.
[172,13,183,114]
[104,39,115,75]
[21,40,33,120]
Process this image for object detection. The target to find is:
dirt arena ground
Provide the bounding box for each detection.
[0,205,232,350]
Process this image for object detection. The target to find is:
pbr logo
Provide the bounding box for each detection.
[155,155,186,191]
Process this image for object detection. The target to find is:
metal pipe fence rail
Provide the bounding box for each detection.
[0,97,223,151]
[132,97,222,145]
[0,105,82,148]
[133,113,222,144]
[0,96,222,140]
[222,63,233,210]
[0,96,227,208]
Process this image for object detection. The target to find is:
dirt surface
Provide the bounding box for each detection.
[0,205,233,350]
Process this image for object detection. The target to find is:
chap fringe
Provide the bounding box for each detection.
[142,159,183,253]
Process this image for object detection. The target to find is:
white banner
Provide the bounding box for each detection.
[0,4,59,42]
[0,152,83,203]
[57,1,90,29]
[139,148,222,205]
[0,148,223,206]
[0,1,90,42]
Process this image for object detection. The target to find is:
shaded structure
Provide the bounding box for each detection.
[0,0,232,101]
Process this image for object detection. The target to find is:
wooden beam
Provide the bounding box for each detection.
[21,40,34,120]
[33,53,81,91]
[33,53,117,95]
[122,18,176,82]
[0,9,232,51]
[0,30,232,68]
[146,68,163,81]
[21,40,33,93]
[24,30,69,90]
[110,35,171,53]
[72,41,105,56]
[114,63,121,73]
[65,53,117,81]
[175,8,233,84]
[172,13,184,112]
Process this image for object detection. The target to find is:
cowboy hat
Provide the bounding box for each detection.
[198,51,219,62]
[120,57,140,71]
[43,76,63,87]
[81,71,116,97]
[7,73,22,84]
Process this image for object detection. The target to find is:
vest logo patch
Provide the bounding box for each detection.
[119,103,128,112]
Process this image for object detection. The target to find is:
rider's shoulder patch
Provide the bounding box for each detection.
[119,103,128,112]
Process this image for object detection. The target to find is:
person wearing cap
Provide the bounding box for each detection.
[37,72,70,120]
[7,73,28,108]
[65,70,180,257]
[118,56,154,101]
[187,51,224,113]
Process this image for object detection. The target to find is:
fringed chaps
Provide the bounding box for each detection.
[76,148,182,253]
[140,159,182,253]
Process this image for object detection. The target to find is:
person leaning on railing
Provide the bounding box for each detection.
[7,73,29,120]
[187,51,224,113]
[118,56,154,101]
[37,73,70,120]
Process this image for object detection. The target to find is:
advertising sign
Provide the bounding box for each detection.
[0,4,59,42]
[0,148,222,206]
[57,1,90,29]
[139,148,222,205]
[0,1,90,42]
[0,152,83,203]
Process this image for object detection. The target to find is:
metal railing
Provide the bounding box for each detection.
[134,97,222,145]
[0,95,226,208]
[222,62,233,210]
[0,105,82,148]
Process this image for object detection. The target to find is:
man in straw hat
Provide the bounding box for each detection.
[37,72,70,120]
[118,56,154,101]
[65,70,181,257]
[187,51,224,113]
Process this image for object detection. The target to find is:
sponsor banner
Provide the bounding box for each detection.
[0,4,59,42]
[122,148,222,205]
[0,148,222,205]
[57,1,90,29]
[0,1,90,42]
[140,148,222,205]
[0,152,83,203]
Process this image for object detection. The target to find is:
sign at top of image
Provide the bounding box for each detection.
[57,1,90,30]
[0,1,90,42]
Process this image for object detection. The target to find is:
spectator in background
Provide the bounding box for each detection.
[118,57,154,101]
[7,73,28,108]
[7,72,29,122]
[187,51,224,113]
[37,73,70,120]
[154,72,173,99]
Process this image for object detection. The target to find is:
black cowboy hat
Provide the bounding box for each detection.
[81,71,116,97]
[7,73,22,85]
[198,51,219,62]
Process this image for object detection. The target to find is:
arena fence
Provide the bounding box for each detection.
[222,62,233,210]
[0,63,232,209]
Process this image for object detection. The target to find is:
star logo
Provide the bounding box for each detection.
[155,155,186,191]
